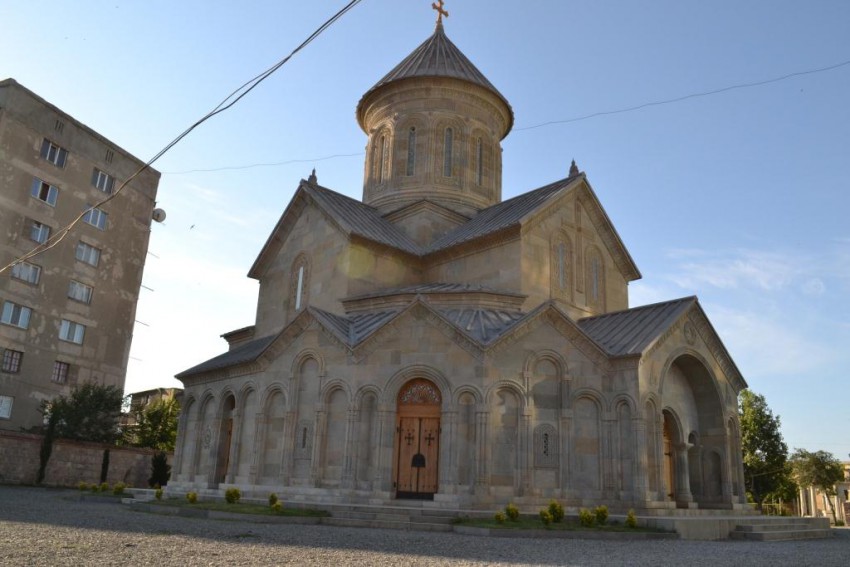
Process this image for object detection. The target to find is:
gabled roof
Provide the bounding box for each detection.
[357,21,513,134]
[427,174,579,252]
[578,297,696,356]
[248,179,423,278]
[176,334,277,379]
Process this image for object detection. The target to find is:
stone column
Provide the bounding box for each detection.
[440,409,457,493]
[632,416,648,499]
[520,408,532,495]
[675,443,693,503]
[602,415,616,496]
[226,409,242,484]
[474,408,489,490]
[279,411,296,484]
[559,414,571,496]
[249,411,264,484]
[375,407,394,492]
[341,408,359,488]
[654,414,664,502]
[310,406,327,487]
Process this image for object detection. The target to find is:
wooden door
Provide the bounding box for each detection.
[394,379,441,500]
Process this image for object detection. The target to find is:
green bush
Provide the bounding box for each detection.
[90,483,101,493]
[268,493,279,507]
[186,491,198,504]
[494,511,506,524]
[578,508,595,527]
[112,482,126,496]
[155,488,163,500]
[78,482,89,491]
[224,488,241,504]
[547,500,564,523]
[271,501,283,513]
[100,482,110,493]
[625,508,638,529]
[594,505,608,526]
[539,509,553,526]
[505,503,520,522]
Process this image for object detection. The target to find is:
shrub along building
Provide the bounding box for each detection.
[172,19,749,512]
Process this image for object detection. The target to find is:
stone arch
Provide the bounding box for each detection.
[571,393,603,492]
[489,385,522,488]
[609,393,637,414]
[321,385,349,485]
[469,127,493,194]
[174,395,196,478]
[260,383,288,409]
[644,396,661,494]
[291,353,322,483]
[367,122,393,191]
[354,386,381,488]
[523,349,569,376]
[234,385,259,480]
[320,379,352,405]
[613,397,636,494]
[433,117,465,184]
[485,379,526,407]
[452,384,483,407]
[354,384,382,410]
[237,381,258,407]
[259,386,287,482]
[291,348,325,378]
[394,114,428,179]
[194,392,217,482]
[384,365,452,410]
[455,387,479,487]
[214,392,237,486]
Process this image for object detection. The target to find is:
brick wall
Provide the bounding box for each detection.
[0,430,172,487]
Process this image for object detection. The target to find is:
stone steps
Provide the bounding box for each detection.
[729,518,832,541]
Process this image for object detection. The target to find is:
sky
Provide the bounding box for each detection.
[2,1,848,459]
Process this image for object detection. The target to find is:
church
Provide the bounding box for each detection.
[171,15,749,513]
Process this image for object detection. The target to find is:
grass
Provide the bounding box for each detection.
[455,516,662,533]
[150,498,329,518]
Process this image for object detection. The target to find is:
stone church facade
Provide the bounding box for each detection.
[171,22,749,512]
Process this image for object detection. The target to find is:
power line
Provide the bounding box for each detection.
[514,58,850,132]
[163,152,364,175]
[0,0,364,275]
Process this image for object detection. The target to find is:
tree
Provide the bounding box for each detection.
[791,449,844,524]
[124,397,180,452]
[739,390,795,506]
[42,382,124,443]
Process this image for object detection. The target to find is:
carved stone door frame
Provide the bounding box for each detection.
[393,379,441,500]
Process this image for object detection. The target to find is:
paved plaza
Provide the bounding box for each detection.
[0,486,848,566]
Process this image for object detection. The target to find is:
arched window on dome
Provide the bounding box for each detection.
[475,137,483,186]
[443,127,453,177]
[378,134,389,183]
[406,127,416,176]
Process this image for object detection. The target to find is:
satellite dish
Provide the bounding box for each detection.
[152,208,167,223]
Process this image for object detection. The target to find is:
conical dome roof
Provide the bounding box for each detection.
[357,21,513,134]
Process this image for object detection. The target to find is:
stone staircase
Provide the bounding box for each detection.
[320,503,458,532]
[729,517,832,541]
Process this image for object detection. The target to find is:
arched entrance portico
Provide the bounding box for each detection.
[393,378,441,500]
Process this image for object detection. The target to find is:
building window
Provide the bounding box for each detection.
[0,395,12,419]
[290,254,310,314]
[59,319,86,344]
[75,242,101,267]
[68,281,93,304]
[31,178,59,206]
[406,127,416,176]
[1,350,23,373]
[378,135,388,183]
[29,220,51,244]
[52,361,70,384]
[105,149,114,164]
[82,206,108,230]
[1,301,32,329]
[54,120,65,133]
[11,262,41,285]
[91,169,115,194]
[443,128,453,177]
[476,137,483,185]
[40,138,68,167]
[550,234,573,300]
[586,247,605,308]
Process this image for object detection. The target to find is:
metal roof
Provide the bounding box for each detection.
[175,334,276,379]
[427,175,578,252]
[305,182,424,255]
[436,308,526,343]
[344,282,524,302]
[359,21,512,129]
[577,297,696,356]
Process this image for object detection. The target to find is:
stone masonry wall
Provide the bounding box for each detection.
[0,430,171,487]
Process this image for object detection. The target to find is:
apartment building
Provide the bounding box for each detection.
[0,78,160,431]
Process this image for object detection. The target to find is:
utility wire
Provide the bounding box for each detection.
[164,152,364,175]
[0,0,364,275]
[514,58,850,132]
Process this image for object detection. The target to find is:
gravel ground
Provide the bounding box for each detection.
[0,486,847,566]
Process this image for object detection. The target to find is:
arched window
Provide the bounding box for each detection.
[378,134,388,183]
[406,127,416,176]
[585,247,605,308]
[290,254,310,314]
[550,233,572,299]
[476,137,483,185]
[443,128,453,177]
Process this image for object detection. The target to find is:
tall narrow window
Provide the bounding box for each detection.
[591,256,601,303]
[476,137,483,185]
[406,127,416,176]
[558,242,567,290]
[378,135,388,183]
[295,266,304,311]
[551,234,572,299]
[586,248,605,308]
[443,128,453,177]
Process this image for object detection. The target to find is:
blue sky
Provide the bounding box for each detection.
[2,1,848,459]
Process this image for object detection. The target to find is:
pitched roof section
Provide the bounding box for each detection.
[345,282,524,301]
[427,174,580,252]
[577,297,697,356]
[360,21,512,130]
[176,334,276,379]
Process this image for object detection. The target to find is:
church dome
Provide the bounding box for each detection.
[357,21,514,217]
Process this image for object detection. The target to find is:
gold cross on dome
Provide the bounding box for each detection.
[432,0,449,23]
